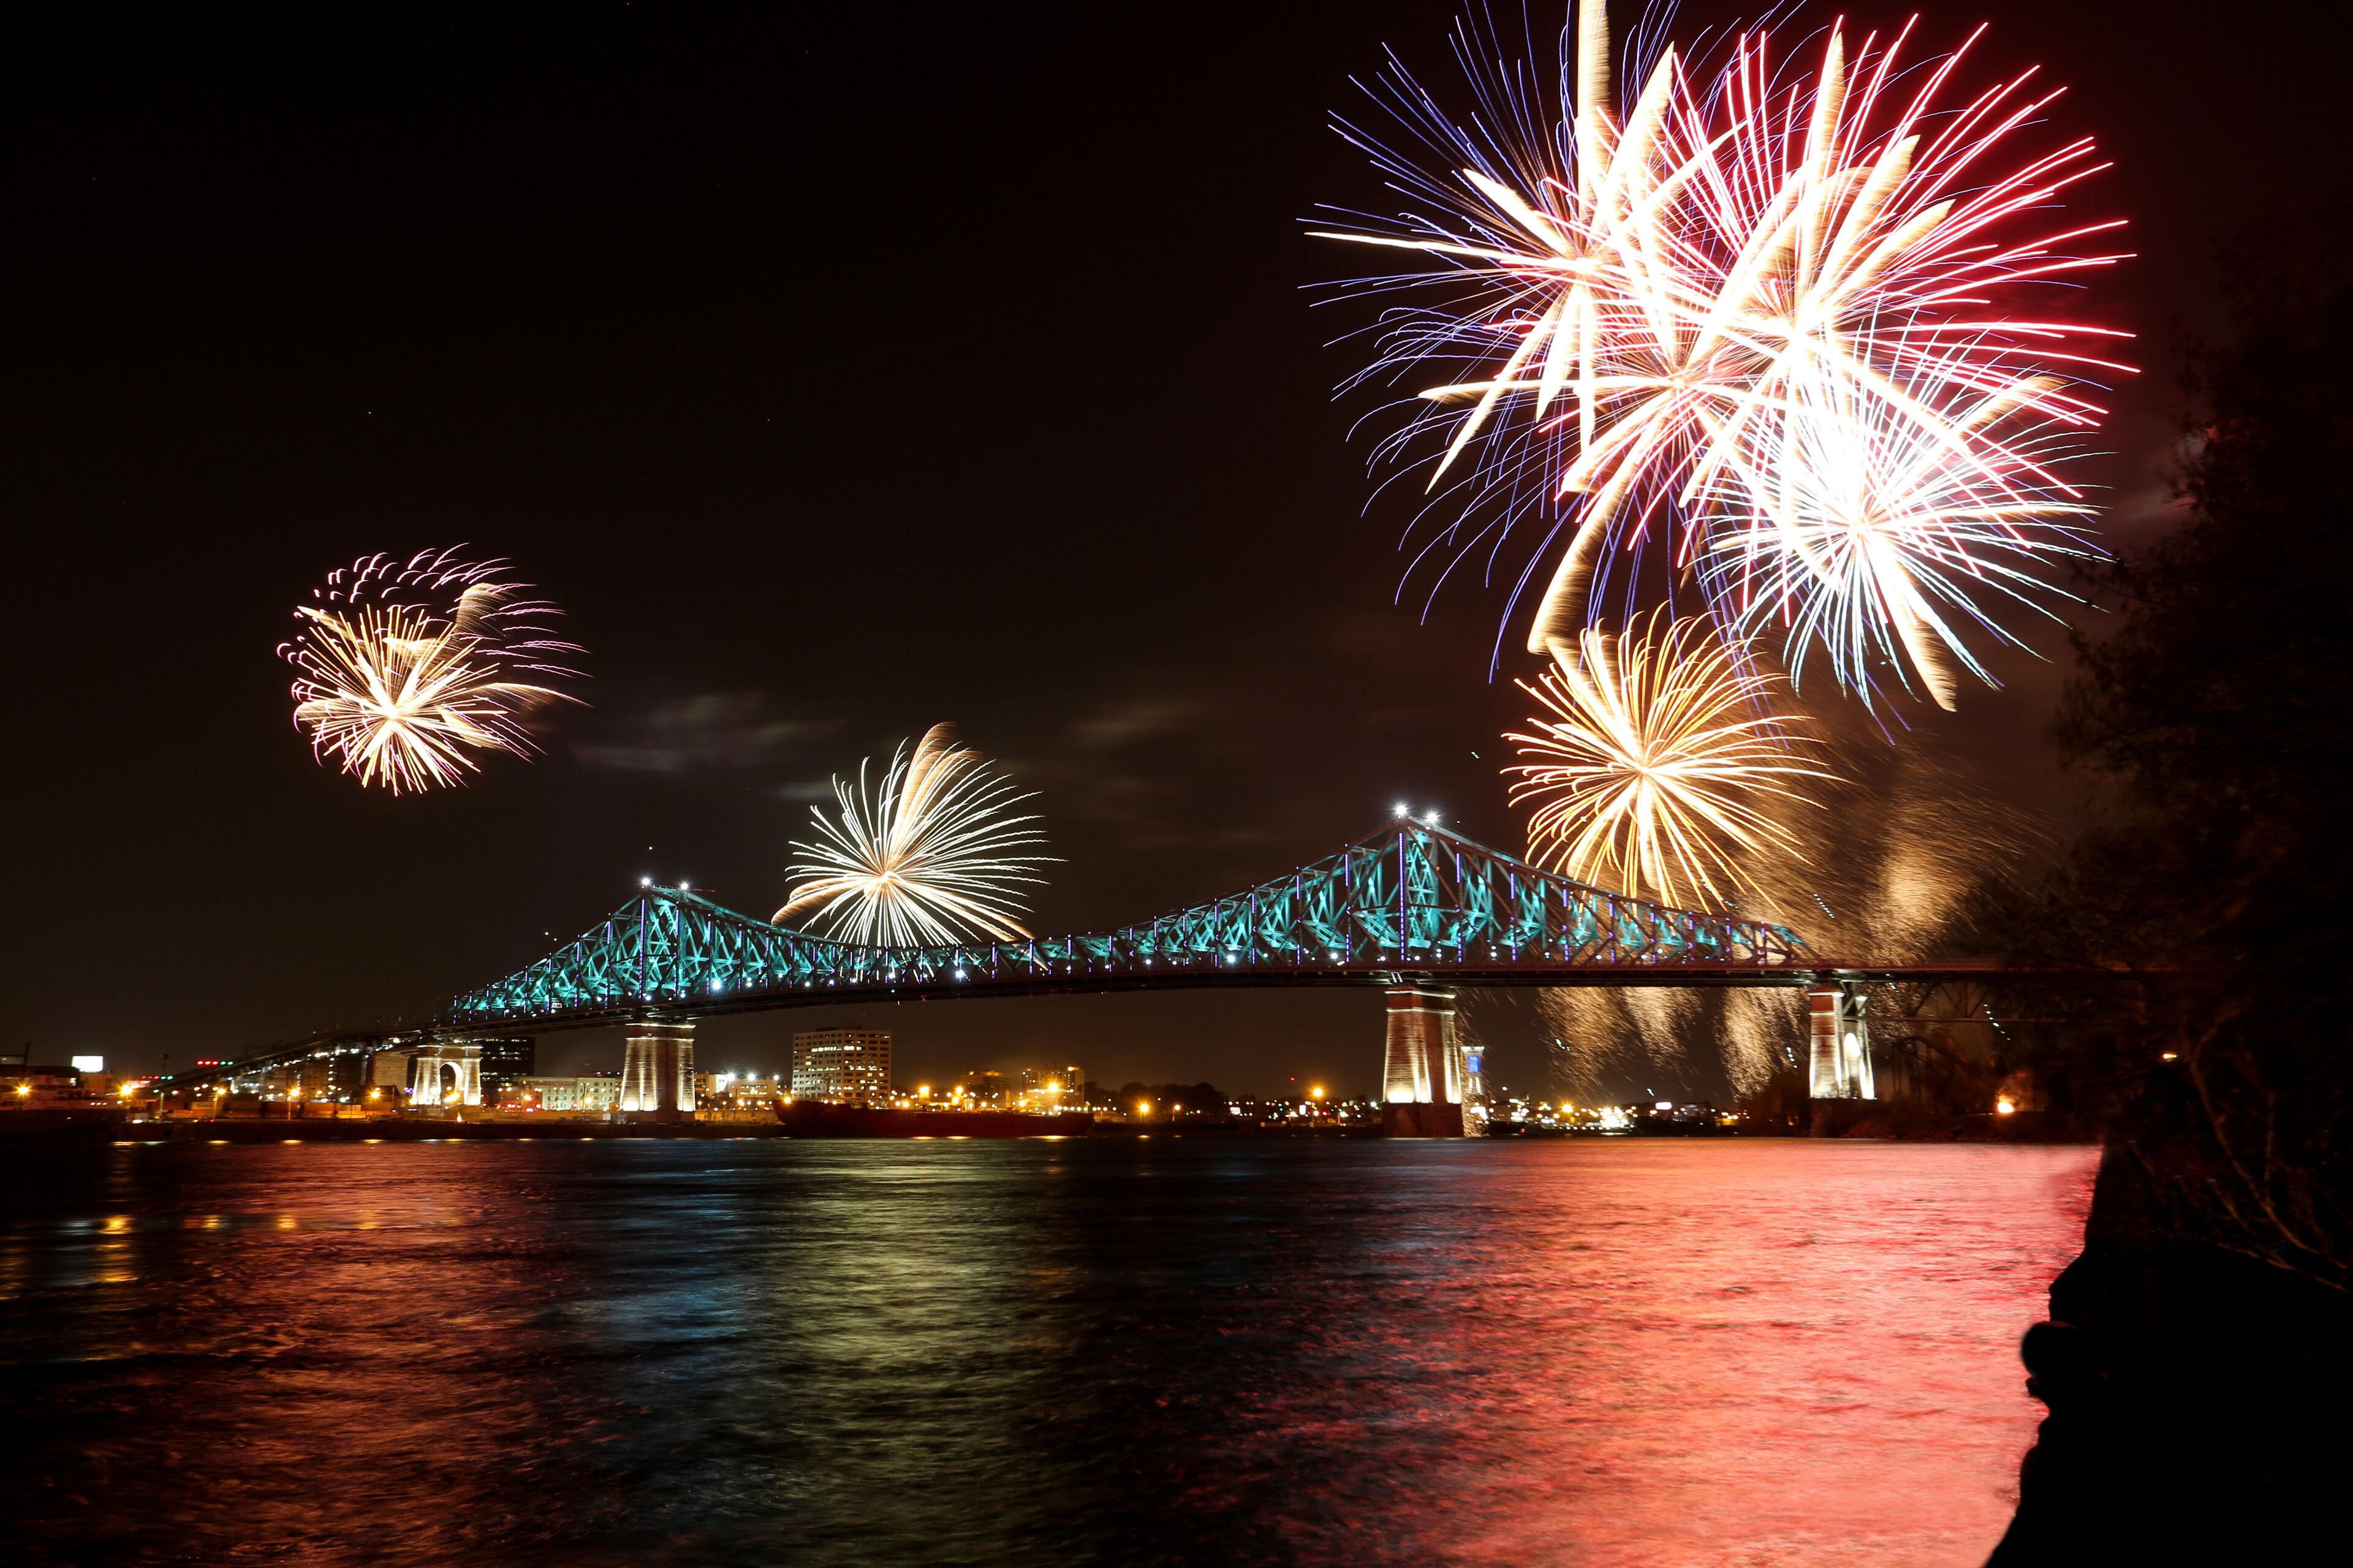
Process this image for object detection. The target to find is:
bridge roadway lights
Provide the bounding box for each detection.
[1380,984,1467,1138]
[620,1020,695,1120]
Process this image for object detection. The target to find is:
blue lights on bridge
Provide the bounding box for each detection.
[446,819,1807,1029]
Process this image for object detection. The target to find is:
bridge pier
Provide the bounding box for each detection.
[407,1042,483,1108]
[1380,985,1466,1137]
[619,1020,695,1118]
[1806,980,1874,1101]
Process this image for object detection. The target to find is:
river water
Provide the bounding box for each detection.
[0,1137,2095,1567]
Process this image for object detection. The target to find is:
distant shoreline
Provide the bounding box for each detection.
[0,1105,1391,1143]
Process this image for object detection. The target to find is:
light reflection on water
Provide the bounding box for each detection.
[0,1138,2094,1566]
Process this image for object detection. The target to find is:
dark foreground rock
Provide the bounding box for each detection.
[1987,1147,2353,1564]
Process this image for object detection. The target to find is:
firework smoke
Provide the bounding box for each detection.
[1540,738,2029,1099]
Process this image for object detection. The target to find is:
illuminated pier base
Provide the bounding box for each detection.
[407,1042,483,1108]
[1807,981,1874,1100]
[619,1020,695,1116]
[1381,985,1465,1137]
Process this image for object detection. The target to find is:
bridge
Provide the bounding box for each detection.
[178,816,1917,1131]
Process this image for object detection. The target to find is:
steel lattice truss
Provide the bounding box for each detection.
[447,819,1807,1029]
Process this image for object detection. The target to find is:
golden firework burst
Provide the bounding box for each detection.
[1504,610,1835,911]
[281,549,582,794]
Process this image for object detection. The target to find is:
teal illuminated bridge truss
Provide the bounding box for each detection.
[447,817,1808,1030]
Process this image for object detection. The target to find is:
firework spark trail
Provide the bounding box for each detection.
[776,723,1056,948]
[1316,1,2128,697]
[281,548,583,793]
[1504,607,1836,912]
[1696,347,2102,708]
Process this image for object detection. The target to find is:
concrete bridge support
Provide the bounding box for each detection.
[620,1020,695,1116]
[1381,985,1465,1137]
[407,1042,483,1108]
[1807,980,1874,1100]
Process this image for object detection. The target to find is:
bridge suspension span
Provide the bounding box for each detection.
[448,816,1810,1028]
[170,817,1900,1129]
[436,816,1879,1127]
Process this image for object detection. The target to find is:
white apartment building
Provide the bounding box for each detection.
[790,1029,892,1105]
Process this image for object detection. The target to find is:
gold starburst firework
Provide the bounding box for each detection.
[281,550,582,794]
[1504,610,1835,912]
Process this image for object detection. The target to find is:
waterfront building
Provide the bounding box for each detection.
[509,1074,622,1113]
[260,1061,329,1100]
[790,1029,892,1105]
[2,1063,94,1104]
[1019,1064,1083,1113]
[951,1069,1010,1107]
[698,1072,786,1108]
[477,1038,536,1096]
[1460,1046,1491,1136]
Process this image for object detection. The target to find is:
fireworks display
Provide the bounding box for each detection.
[1696,354,2099,708]
[776,724,1054,947]
[1318,0,2125,708]
[281,548,583,793]
[1504,608,1835,912]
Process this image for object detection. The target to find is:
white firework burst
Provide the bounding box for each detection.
[775,723,1055,947]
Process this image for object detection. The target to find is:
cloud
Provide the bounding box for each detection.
[1068,699,1207,750]
[571,693,840,773]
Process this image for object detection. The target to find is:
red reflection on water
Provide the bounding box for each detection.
[0,1139,2095,1566]
[1195,1142,2097,1567]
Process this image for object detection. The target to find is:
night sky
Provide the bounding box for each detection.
[1,2,2325,1096]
